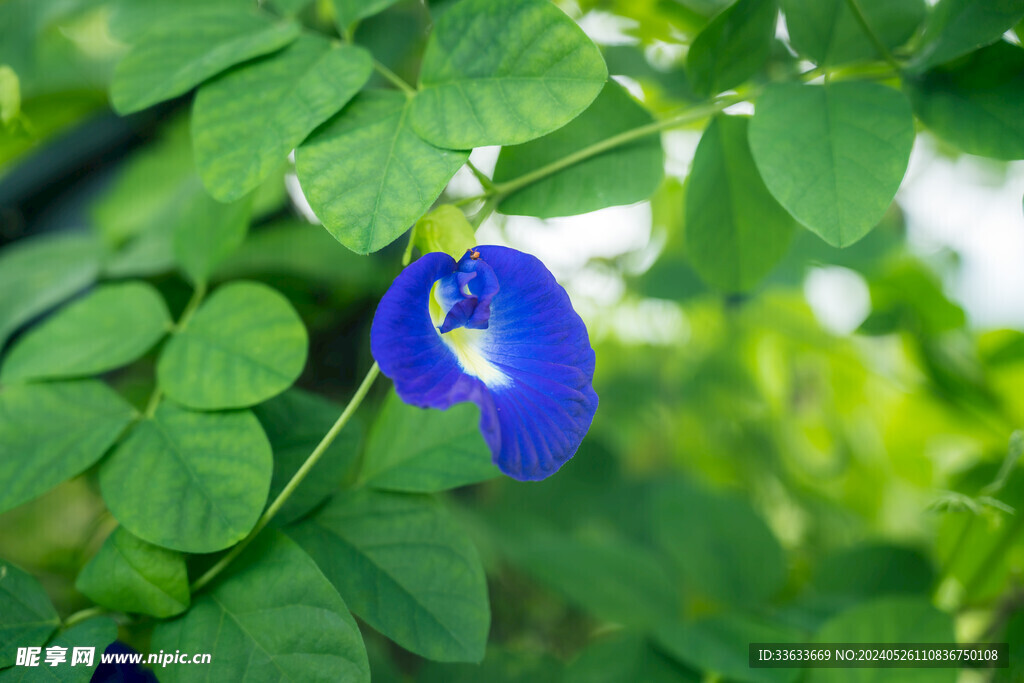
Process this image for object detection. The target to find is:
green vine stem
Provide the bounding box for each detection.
[843,0,901,71]
[63,605,109,628]
[190,362,381,593]
[372,59,416,96]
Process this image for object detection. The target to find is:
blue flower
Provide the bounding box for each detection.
[371,246,598,481]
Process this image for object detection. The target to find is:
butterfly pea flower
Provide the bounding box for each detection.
[370,246,598,480]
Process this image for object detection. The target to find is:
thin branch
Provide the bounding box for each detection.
[190,362,381,593]
[843,0,901,71]
[372,59,416,96]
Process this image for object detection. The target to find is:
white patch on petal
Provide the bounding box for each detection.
[430,283,512,389]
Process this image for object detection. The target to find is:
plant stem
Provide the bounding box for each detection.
[64,605,108,628]
[466,160,496,191]
[491,91,751,198]
[843,0,901,71]
[190,362,381,593]
[175,281,207,333]
[372,59,416,96]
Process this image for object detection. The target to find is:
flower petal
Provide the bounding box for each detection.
[370,246,598,480]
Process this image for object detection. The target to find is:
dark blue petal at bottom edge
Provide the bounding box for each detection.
[370,246,598,480]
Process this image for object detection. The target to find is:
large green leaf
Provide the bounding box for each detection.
[1,282,171,383]
[0,381,135,515]
[192,36,372,201]
[75,527,190,618]
[0,561,59,668]
[111,7,301,114]
[492,80,664,218]
[295,90,469,253]
[748,82,915,247]
[565,633,699,683]
[684,115,797,291]
[152,532,369,683]
[810,544,936,602]
[254,388,363,524]
[0,617,117,683]
[333,0,402,33]
[108,0,255,43]
[907,41,1024,160]
[687,0,777,95]
[418,650,562,683]
[807,597,956,683]
[651,478,786,605]
[0,233,102,350]
[90,120,194,248]
[911,0,1024,71]
[410,0,608,148]
[158,281,308,409]
[495,525,681,629]
[172,187,252,285]
[290,489,489,662]
[780,0,926,66]
[99,402,273,553]
[359,390,499,492]
[657,615,802,683]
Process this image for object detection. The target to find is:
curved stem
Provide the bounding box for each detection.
[190,362,381,593]
[466,160,496,191]
[843,0,901,71]
[64,605,108,628]
[174,281,207,333]
[491,92,752,198]
[372,59,416,96]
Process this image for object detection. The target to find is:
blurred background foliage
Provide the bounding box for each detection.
[1,0,1023,681]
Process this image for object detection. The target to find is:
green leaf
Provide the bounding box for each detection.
[565,633,699,683]
[108,0,254,43]
[270,0,314,15]
[748,82,915,247]
[152,532,369,683]
[158,281,308,409]
[418,650,562,683]
[253,388,362,524]
[333,0,402,33]
[651,478,786,605]
[687,0,777,95]
[171,184,252,284]
[780,0,926,66]
[215,219,387,288]
[0,381,135,515]
[493,80,664,218]
[907,41,1024,160]
[412,205,478,259]
[0,233,103,350]
[807,597,956,683]
[912,0,1024,70]
[0,65,20,127]
[110,7,301,114]
[99,402,272,553]
[657,615,802,683]
[290,489,489,662]
[0,562,59,669]
[495,525,681,629]
[192,35,372,201]
[90,120,194,248]
[410,0,608,148]
[75,527,190,618]
[0,617,118,683]
[684,115,797,291]
[359,390,499,493]
[811,544,936,602]
[1,282,171,383]
[295,90,469,253]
